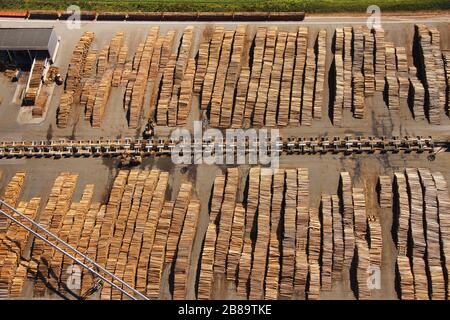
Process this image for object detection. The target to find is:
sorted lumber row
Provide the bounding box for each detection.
[307,208,321,299]
[352,72,365,118]
[174,26,195,86]
[432,172,450,299]
[352,27,365,118]
[378,175,392,208]
[112,46,128,86]
[313,29,326,119]
[129,27,159,128]
[265,31,287,127]
[280,169,296,298]
[394,172,410,254]
[194,29,212,93]
[409,67,425,120]
[237,167,261,297]
[343,27,353,110]
[396,256,415,300]
[352,188,367,238]
[333,46,344,126]
[91,69,113,128]
[353,27,365,74]
[175,58,196,125]
[264,171,284,300]
[405,168,426,258]
[230,67,250,128]
[108,32,124,64]
[214,168,239,273]
[32,93,48,118]
[244,27,266,125]
[294,168,309,293]
[97,46,109,76]
[416,24,441,124]
[156,55,177,125]
[412,257,429,299]
[368,218,382,268]
[396,47,410,99]
[165,183,193,264]
[290,27,308,124]
[363,29,375,96]
[277,32,296,126]
[201,27,225,110]
[321,195,333,291]
[356,239,371,299]
[249,170,272,300]
[56,91,75,128]
[226,204,246,282]
[65,32,95,92]
[220,25,247,128]
[374,28,386,91]
[418,169,445,300]
[173,200,200,300]
[24,58,45,105]
[208,29,238,126]
[301,48,316,125]
[385,42,400,111]
[331,195,344,280]
[429,27,447,113]
[82,79,96,120]
[444,52,450,112]
[253,27,277,127]
[0,171,26,231]
[340,172,355,269]
[83,50,97,76]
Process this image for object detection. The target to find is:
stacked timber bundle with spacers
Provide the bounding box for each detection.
[91,70,113,128]
[340,172,355,270]
[429,27,447,114]
[97,46,109,76]
[396,47,410,99]
[378,175,392,208]
[301,48,316,125]
[277,32,296,126]
[175,26,195,87]
[112,46,128,87]
[352,27,365,118]
[65,32,94,92]
[419,169,445,299]
[173,200,200,300]
[343,27,353,110]
[0,172,26,231]
[443,52,450,111]
[209,30,235,128]
[307,207,321,299]
[290,27,308,125]
[374,27,386,91]
[194,29,212,94]
[129,27,159,128]
[396,256,415,300]
[333,28,344,126]
[231,67,250,128]
[108,32,124,64]
[32,93,48,118]
[265,31,287,127]
[356,239,371,299]
[408,67,425,120]
[368,217,382,269]
[201,27,225,111]
[331,195,344,281]
[385,42,400,111]
[156,55,177,125]
[394,172,410,254]
[264,171,284,300]
[220,25,247,128]
[83,49,97,76]
[56,91,75,128]
[416,24,442,124]
[253,26,278,128]
[249,170,272,300]
[176,59,196,125]
[363,28,375,96]
[313,29,327,119]
[226,203,246,283]
[321,195,333,292]
[23,59,46,105]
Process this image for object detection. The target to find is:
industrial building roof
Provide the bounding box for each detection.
[0,28,55,51]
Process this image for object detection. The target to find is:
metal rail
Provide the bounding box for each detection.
[0,200,149,300]
[0,136,447,158]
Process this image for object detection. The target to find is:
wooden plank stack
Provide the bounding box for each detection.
[83,50,97,76]
[343,27,353,110]
[65,32,95,92]
[290,27,308,124]
[385,42,400,111]
[226,204,246,282]
[56,91,75,128]
[378,175,392,208]
[321,195,333,291]
[409,67,425,120]
[340,172,355,269]
[176,58,196,125]
[0,172,26,232]
[108,32,124,64]
[331,194,344,280]
[396,256,415,300]
[396,47,410,99]
[363,28,375,96]
[231,67,250,128]
[308,207,321,299]
[394,172,410,254]
[194,29,212,94]
[91,69,113,128]
[277,32,296,126]
[301,48,316,125]
[374,28,386,92]
[313,29,327,119]
[333,50,344,126]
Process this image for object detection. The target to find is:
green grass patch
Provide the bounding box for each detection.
[1,0,449,13]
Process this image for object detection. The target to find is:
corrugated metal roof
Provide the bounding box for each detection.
[0,28,55,51]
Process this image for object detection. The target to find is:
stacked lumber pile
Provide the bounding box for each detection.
[363,28,375,96]
[307,207,321,299]
[226,204,246,282]
[97,46,110,76]
[24,58,45,105]
[91,69,113,128]
[321,195,333,291]
[294,169,309,293]
[340,172,355,269]
[409,67,425,120]
[231,67,250,128]
[416,24,442,124]
[244,27,266,126]
[343,27,353,110]
[374,28,386,92]
[173,201,200,300]
[108,32,124,64]
[396,47,410,99]
[249,170,272,299]
[201,27,225,110]
[394,172,410,253]
[378,175,392,208]
[313,29,327,119]
[279,169,296,298]
[352,188,367,237]
[429,27,447,114]
[290,27,308,124]
[301,48,316,125]
[176,58,196,125]
[385,42,400,111]
[194,29,212,94]
[368,218,382,269]
[220,25,247,128]
[214,168,239,273]
[352,27,365,118]
[355,239,371,299]
[56,91,75,128]
[253,27,277,127]
[83,50,97,76]
[65,32,95,92]
[444,52,450,113]
[333,28,344,126]
[396,256,415,300]
[175,26,195,86]
[277,32,296,126]
[237,168,260,296]
[32,92,48,118]
[112,46,128,86]
[156,55,177,125]
[264,171,284,300]
[0,171,26,232]
[265,31,287,127]
[331,194,344,280]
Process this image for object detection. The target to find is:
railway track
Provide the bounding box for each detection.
[0,136,447,158]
